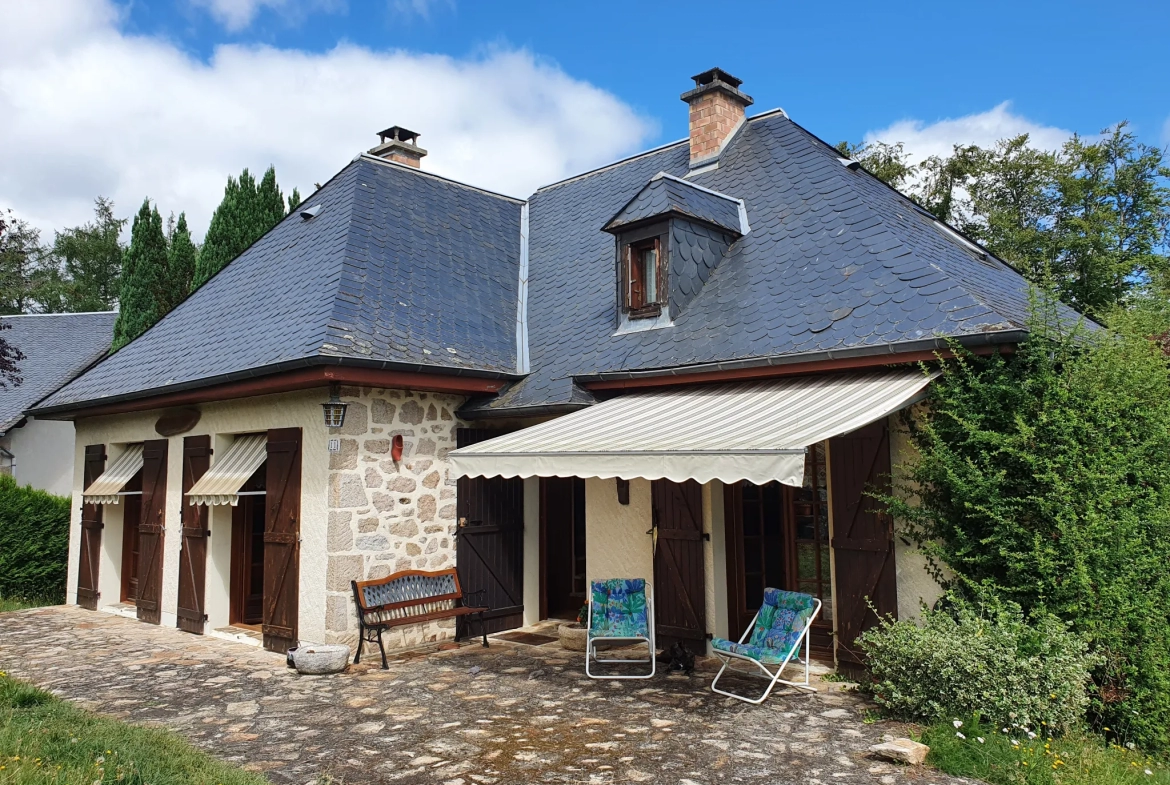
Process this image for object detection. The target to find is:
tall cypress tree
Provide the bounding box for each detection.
[163,212,197,313]
[193,165,293,289]
[112,200,168,351]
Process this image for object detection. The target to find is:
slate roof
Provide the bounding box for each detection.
[466,109,1058,414]
[0,312,115,431]
[37,156,524,413]
[604,173,743,235]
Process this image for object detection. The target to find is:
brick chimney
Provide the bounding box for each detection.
[680,68,753,167]
[369,126,427,168]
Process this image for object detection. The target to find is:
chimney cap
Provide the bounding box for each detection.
[681,67,753,107]
[691,67,743,89]
[377,126,421,145]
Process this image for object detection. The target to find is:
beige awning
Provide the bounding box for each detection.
[82,444,144,504]
[187,433,267,506]
[451,368,936,487]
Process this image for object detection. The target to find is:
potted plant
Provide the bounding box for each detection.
[558,603,590,651]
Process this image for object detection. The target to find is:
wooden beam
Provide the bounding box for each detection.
[58,365,507,419]
[582,346,1010,392]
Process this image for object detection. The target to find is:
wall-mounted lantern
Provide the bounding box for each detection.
[321,383,348,428]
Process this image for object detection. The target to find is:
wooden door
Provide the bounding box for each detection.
[176,435,211,634]
[652,479,706,652]
[540,476,587,620]
[455,428,524,635]
[119,478,143,603]
[76,445,106,610]
[231,492,267,626]
[830,420,897,667]
[135,439,169,625]
[262,427,301,654]
[723,480,789,640]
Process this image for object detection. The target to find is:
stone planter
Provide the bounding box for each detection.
[293,644,350,675]
[558,623,587,652]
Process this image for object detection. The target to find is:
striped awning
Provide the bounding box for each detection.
[186,433,267,506]
[82,443,144,504]
[450,369,936,487]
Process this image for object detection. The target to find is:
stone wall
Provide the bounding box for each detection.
[324,387,465,649]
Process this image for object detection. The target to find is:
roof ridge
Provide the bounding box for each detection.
[356,154,527,204]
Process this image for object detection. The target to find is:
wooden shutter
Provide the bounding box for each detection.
[456,428,524,636]
[176,435,212,634]
[135,439,169,625]
[829,420,897,667]
[652,479,707,652]
[76,444,106,610]
[262,427,301,653]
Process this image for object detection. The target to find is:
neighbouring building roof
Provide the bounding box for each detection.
[0,311,116,432]
[38,156,524,412]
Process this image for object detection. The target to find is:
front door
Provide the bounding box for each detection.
[455,428,525,636]
[652,479,706,653]
[724,442,834,655]
[540,476,586,620]
[830,420,897,668]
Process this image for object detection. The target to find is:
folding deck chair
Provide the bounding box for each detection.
[585,578,656,679]
[710,588,821,704]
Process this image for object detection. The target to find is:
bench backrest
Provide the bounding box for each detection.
[352,568,464,620]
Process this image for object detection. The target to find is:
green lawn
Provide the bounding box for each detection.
[0,673,266,785]
[0,598,52,613]
[923,716,1170,785]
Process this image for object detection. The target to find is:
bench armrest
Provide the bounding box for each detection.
[461,588,488,607]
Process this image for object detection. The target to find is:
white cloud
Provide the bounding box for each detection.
[863,101,1072,165]
[0,0,655,240]
[190,0,346,33]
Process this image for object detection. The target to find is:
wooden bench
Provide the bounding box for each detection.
[351,568,489,669]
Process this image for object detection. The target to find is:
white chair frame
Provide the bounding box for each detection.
[585,581,656,680]
[711,596,822,704]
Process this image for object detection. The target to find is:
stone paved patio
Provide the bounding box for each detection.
[0,606,972,785]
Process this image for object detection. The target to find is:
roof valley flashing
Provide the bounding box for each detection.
[35,68,1076,420]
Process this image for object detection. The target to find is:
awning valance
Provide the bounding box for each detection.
[82,444,144,504]
[450,369,936,487]
[187,433,267,506]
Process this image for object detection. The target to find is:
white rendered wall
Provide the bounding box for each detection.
[522,476,540,625]
[67,389,331,644]
[7,417,76,497]
[888,408,946,620]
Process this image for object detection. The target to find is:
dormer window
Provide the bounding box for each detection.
[625,236,664,317]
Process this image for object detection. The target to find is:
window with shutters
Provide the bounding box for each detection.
[617,223,667,321]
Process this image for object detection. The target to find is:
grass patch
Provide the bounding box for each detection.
[923,716,1170,785]
[0,672,266,784]
[0,597,52,613]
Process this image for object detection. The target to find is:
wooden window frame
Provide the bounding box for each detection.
[622,233,666,319]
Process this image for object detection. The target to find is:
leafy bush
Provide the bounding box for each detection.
[888,295,1170,750]
[0,474,70,603]
[858,597,1097,732]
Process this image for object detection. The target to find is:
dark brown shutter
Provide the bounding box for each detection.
[135,439,169,625]
[262,427,301,653]
[76,444,106,610]
[652,479,707,652]
[176,435,211,634]
[456,428,524,635]
[829,419,897,667]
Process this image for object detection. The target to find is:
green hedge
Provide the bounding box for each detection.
[0,474,71,603]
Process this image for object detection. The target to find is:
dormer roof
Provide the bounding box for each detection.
[603,172,744,236]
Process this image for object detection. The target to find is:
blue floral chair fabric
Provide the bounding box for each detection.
[589,578,650,640]
[585,578,655,679]
[710,588,821,704]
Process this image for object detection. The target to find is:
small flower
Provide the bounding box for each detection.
[1027,731,1037,740]
[977,737,985,744]
[1146,769,1154,776]
[1011,739,1020,746]
[953,720,963,728]
[955,731,966,739]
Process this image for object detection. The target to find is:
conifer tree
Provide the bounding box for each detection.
[193,165,293,288]
[112,200,168,351]
[163,212,197,313]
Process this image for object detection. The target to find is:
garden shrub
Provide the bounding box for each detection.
[888,294,1170,750]
[0,474,70,603]
[858,596,1096,732]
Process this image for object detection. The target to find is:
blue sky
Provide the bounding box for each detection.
[128,0,1170,150]
[2,0,1167,239]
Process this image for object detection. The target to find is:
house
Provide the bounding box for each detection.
[0,312,116,496]
[34,70,1049,665]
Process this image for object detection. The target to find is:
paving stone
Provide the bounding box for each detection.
[0,607,974,785]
